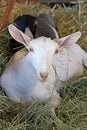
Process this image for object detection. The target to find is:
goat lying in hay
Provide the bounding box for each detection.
[13,13,59,39]
[0,25,87,119]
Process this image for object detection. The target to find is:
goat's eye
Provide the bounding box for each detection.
[29,47,34,52]
[55,49,58,54]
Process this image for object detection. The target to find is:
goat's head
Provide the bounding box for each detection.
[8,24,81,81]
[8,24,59,81]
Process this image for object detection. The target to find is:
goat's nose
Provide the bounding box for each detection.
[40,72,48,80]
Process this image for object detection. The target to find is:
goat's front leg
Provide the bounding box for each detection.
[47,94,61,118]
[48,95,76,130]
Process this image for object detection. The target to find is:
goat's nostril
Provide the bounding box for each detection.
[40,72,48,80]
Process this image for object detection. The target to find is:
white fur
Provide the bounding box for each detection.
[52,31,87,81]
[53,44,87,81]
[25,27,33,39]
[0,25,87,113]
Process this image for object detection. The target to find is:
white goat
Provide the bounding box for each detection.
[0,25,87,114]
[0,25,60,105]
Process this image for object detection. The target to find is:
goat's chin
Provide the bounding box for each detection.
[39,78,48,82]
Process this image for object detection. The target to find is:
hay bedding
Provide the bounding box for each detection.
[0,2,87,130]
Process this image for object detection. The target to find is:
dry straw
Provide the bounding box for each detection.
[0,1,87,130]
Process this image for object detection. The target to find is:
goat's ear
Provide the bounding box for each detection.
[54,31,81,47]
[8,24,31,49]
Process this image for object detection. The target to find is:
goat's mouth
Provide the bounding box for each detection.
[39,78,47,82]
[39,77,48,82]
